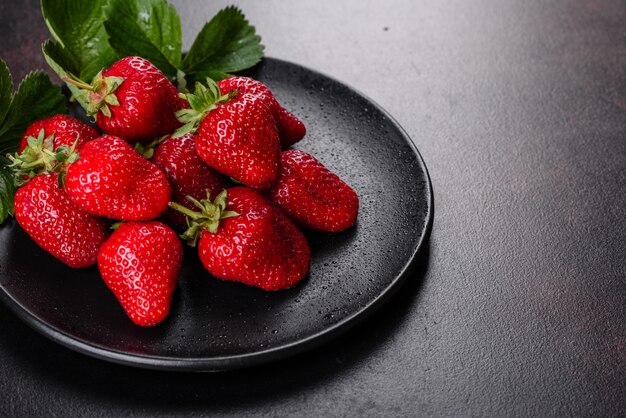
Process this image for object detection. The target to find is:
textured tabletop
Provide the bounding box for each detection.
[1,0,625,416]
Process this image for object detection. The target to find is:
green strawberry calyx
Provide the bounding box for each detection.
[169,189,239,247]
[63,71,125,119]
[7,128,79,187]
[173,78,239,138]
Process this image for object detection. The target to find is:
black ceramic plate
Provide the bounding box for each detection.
[0,58,432,371]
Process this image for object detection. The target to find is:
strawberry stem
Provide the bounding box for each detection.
[62,74,94,91]
[168,202,204,220]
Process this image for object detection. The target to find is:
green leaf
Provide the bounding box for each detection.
[182,6,264,75]
[41,0,118,81]
[0,71,67,154]
[42,41,90,111]
[0,59,68,224]
[0,59,12,125]
[0,156,16,223]
[104,0,182,79]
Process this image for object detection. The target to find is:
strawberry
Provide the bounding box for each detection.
[19,114,99,153]
[268,150,359,232]
[218,77,306,147]
[170,187,310,291]
[148,133,227,230]
[14,173,108,268]
[97,221,183,326]
[64,135,171,221]
[175,79,281,190]
[65,56,186,143]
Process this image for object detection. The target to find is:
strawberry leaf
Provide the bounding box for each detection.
[41,0,118,82]
[0,70,67,154]
[0,58,66,223]
[0,59,11,125]
[0,156,16,222]
[42,41,90,111]
[181,6,264,81]
[104,0,182,79]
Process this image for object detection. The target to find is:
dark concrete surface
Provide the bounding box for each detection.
[1,0,625,416]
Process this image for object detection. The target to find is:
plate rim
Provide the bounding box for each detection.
[0,56,434,372]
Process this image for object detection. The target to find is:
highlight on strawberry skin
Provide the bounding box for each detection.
[269,150,359,232]
[218,76,306,148]
[170,188,311,291]
[14,173,108,268]
[64,135,172,221]
[175,78,282,190]
[64,56,187,143]
[97,221,183,327]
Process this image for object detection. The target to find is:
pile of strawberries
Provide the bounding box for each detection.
[10,56,359,326]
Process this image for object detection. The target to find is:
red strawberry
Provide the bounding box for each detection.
[14,173,108,268]
[19,114,99,153]
[150,133,227,230]
[65,56,186,143]
[269,150,359,232]
[170,187,310,291]
[98,221,183,326]
[175,79,281,189]
[219,77,306,147]
[64,135,171,221]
